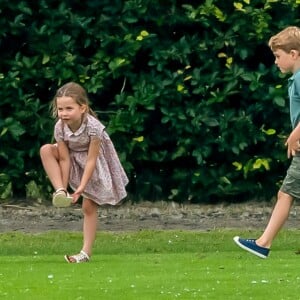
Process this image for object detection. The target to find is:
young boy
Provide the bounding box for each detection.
[234,26,300,258]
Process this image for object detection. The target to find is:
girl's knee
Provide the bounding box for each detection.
[40,144,57,157]
[40,144,51,154]
[82,199,98,215]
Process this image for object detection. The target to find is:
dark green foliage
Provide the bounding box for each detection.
[0,0,299,202]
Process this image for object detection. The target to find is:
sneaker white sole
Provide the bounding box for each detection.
[233,236,267,259]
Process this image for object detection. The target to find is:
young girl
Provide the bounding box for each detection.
[40,82,129,263]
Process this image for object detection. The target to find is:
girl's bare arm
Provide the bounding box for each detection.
[72,138,100,201]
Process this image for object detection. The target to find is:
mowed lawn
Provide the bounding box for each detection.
[1,230,300,299]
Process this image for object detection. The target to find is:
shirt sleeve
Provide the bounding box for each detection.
[294,75,300,98]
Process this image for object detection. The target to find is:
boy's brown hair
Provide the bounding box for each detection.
[268,26,300,53]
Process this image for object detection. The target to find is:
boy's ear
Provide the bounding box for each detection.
[291,49,300,58]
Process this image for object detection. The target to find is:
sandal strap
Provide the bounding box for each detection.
[80,250,90,260]
[54,188,67,195]
[65,250,90,263]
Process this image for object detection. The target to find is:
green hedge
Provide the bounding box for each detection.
[0,0,299,203]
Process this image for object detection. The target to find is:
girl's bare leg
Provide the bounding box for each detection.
[40,144,65,190]
[81,198,98,257]
[256,190,293,248]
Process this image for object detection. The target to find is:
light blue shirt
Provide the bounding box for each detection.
[288,69,300,129]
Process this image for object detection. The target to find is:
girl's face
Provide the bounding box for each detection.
[273,49,299,74]
[56,96,86,132]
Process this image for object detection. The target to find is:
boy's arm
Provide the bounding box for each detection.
[72,138,100,202]
[57,141,71,189]
[286,122,300,158]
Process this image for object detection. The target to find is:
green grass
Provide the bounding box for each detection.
[1,230,300,299]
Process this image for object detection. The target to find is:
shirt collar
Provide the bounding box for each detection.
[289,68,300,82]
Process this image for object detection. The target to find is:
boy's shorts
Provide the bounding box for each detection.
[280,154,300,199]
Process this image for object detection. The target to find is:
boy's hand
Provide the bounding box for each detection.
[286,124,300,158]
[285,139,300,158]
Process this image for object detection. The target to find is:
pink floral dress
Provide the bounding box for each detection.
[54,114,129,205]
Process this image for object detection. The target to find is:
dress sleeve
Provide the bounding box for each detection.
[87,117,105,140]
[54,120,64,142]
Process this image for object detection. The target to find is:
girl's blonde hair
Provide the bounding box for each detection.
[269,26,300,52]
[51,82,98,118]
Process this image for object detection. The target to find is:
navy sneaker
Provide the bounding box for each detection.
[233,236,270,259]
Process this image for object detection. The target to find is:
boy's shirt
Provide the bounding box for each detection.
[288,69,300,129]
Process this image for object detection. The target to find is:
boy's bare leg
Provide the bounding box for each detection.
[256,191,293,249]
[40,144,65,191]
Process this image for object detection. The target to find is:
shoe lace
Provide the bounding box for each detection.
[245,239,256,242]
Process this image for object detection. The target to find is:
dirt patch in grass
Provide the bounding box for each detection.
[1,200,300,233]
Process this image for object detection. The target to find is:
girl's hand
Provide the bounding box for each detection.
[71,186,84,203]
